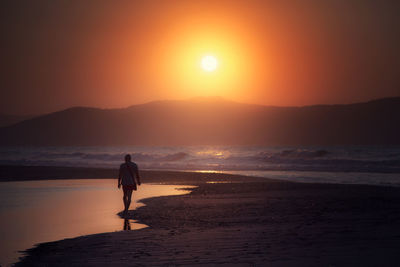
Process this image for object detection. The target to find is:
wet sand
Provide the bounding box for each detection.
[0,179,196,266]
[4,166,400,266]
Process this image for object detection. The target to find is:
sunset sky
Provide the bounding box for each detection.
[1,0,399,115]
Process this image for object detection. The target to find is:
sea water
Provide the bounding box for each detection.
[0,146,399,186]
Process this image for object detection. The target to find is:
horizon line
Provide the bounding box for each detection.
[2,95,399,117]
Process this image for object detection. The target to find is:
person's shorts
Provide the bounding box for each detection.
[123,184,137,191]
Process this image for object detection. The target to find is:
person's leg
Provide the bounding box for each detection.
[126,189,133,211]
[122,187,129,214]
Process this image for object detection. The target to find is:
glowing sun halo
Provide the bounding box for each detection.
[201,55,218,72]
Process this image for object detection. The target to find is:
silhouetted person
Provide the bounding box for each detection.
[118,154,141,216]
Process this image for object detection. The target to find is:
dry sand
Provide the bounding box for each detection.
[6,167,400,266]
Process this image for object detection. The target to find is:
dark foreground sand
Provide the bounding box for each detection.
[4,166,400,266]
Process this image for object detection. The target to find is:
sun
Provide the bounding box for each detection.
[201,55,218,72]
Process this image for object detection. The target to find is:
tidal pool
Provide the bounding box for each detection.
[0,179,194,266]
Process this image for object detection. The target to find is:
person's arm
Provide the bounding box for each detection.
[118,166,122,189]
[135,166,141,186]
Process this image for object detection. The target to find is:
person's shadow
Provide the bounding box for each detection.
[123,218,131,230]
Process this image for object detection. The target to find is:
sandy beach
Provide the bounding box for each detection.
[4,166,399,266]
[2,0,400,265]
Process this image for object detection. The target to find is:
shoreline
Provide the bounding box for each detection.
[10,166,400,266]
[0,165,269,183]
[2,165,399,189]
[2,165,400,189]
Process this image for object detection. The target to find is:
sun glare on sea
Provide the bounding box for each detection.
[201,55,218,72]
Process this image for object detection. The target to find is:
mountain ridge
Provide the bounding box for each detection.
[0,114,34,128]
[0,97,399,146]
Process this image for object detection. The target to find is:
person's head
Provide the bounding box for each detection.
[124,154,131,162]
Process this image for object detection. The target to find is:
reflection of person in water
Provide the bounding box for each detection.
[123,218,131,230]
[118,154,141,216]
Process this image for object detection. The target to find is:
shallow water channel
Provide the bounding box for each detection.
[0,179,194,266]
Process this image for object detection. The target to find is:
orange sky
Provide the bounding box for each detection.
[1,0,399,114]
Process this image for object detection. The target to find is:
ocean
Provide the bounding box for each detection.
[1,146,399,186]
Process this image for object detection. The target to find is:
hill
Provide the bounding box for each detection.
[0,114,33,128]
[0,97,399,146]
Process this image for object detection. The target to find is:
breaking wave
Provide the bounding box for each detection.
[0,146,399,174]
